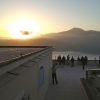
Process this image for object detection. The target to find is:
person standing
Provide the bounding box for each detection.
[77,56,81,65]
[67,55,70,65]
[52,63,58,85]
[71,56,75,67]
[99,56,100,67]
[57,55,62,65]
[61,56,66,65]
[84,56,88,65]
[81,56,85,70]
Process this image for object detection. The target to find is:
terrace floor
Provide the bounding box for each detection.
[45,62,98,100]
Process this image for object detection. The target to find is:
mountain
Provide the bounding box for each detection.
[62,27,85,33]
[41,28,100,54]
[0,28,100,54]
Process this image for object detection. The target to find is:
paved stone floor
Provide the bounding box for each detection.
[45,64,90,100]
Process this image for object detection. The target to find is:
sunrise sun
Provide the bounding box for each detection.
[9,19,40,39]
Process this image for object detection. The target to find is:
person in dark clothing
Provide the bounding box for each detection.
[77,56,81,64]
[52,63,58,85]
[99,56,100,67]
[67,55,70,65]
[57,55,62,65]
[84,56,88,65]
[81,56,85,70]
[71,56,75,67]
[61,56,66,65]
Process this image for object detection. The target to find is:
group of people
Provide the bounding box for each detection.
[56,55,88,69]
[77,56,88,70]
[57,55,66,65]
[52,55,88,85]
[56,55,75,67]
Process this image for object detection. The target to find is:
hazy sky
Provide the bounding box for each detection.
[0,0,100,38]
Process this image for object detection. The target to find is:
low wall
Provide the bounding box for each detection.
[0,47,52,100]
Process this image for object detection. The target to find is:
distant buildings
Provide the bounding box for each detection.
[0,46,52,100]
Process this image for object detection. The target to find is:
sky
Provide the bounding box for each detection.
[0,0,100,38]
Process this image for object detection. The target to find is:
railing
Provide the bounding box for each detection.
[86,69,100,79]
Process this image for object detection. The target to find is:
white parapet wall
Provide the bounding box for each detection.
[0,46,52,100]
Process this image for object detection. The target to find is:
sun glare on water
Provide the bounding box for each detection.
[9,19,40,39]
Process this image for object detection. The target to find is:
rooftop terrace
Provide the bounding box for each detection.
[45,61,99,100]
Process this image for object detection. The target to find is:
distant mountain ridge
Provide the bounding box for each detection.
[0,28,100,54]
[64,27,85,33]
[53,28,100,35]
[42,28,100,54]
